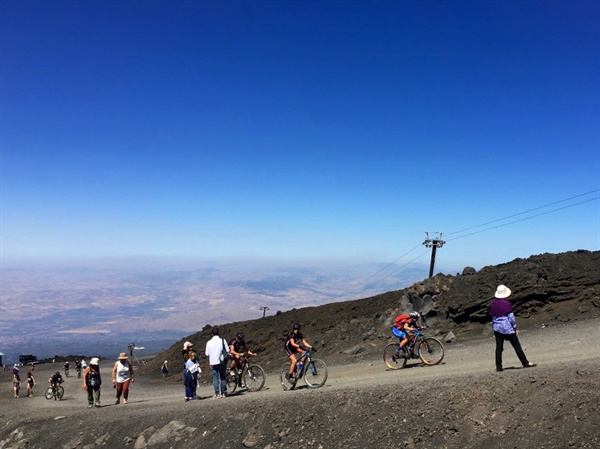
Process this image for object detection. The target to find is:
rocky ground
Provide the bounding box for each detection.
[1,317,599,449]
[1,250,599,449]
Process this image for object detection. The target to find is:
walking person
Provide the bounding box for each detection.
[205,327,229,398]
[491,285,536,372]
[161,360,169,378]
[13,372,21,398]
[83,357,102,408]
[26,372,36,397]
[112,352,134,404]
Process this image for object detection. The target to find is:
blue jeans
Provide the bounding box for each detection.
[211,364,227,396]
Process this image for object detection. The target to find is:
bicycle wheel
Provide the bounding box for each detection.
[56,386,64,400]
[418,337,444,366]
[225,368,238,394]
[383,343,407,370]
[304,359,328,388]
[243,364,266,392]
[44,387,54,400]
[279,362,297,390]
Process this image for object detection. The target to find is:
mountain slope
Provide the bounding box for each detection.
[141,249,599,377]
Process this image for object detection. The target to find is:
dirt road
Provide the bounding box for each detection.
[1,318,599,448]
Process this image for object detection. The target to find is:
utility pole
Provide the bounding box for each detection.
[260,306,270,318]
[423,231,445,278]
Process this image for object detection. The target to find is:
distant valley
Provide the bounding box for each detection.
[0,261,434,364]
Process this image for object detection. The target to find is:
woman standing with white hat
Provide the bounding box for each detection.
[112,352,134,404]
[491,285,536,372]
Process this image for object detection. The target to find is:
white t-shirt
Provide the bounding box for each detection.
[114,360,132,383]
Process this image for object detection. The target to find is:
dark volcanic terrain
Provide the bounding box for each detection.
[1,250,598,449]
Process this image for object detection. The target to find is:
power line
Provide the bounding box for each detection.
[331,243,423,300]
[445,189,599,238]
[360,249,431,291]
[446,196,599,242]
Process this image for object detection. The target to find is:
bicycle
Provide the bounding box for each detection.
[383,326,444,370]
[44,384,64,401]
[279,349,328,390]
[225,354,266,394]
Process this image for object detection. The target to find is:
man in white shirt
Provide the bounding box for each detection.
[205,327,229,398]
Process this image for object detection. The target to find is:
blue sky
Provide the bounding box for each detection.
[1,0,599,271]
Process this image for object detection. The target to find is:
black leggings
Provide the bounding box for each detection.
[494,331,529,369]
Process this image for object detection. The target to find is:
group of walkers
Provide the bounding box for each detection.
[185,327,259,400]
[10,366,36,398]
[78,352,135,407]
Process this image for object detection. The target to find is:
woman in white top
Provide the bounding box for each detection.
[111,352,134,404]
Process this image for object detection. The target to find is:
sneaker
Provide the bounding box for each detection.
[88,404,93,408]
[123,399,128,404]
[496,368,503,372]
[115,399,120,405]
[285,373,292,380]
[524,362,537,368]
[95,403,102,407]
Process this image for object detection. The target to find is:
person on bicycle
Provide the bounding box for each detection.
[392,311,420,356]
[228,332,257,386]
[63,361,70,376]
[48,371,64,389]
[284,322,312,379]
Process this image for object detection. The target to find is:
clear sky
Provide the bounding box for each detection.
[1,0,599,271]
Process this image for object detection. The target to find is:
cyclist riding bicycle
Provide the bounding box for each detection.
[229,332,256,385]
[284,322,312,379]
[48,371,64,389]
[392,311,420,356]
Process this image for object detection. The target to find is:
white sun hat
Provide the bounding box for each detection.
[495,285,512,299]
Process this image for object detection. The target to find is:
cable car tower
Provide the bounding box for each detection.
[128,342,145,367]
[423,231,445,278]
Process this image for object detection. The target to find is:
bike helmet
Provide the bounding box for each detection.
[409,312,420,319]
[236,332,244,340]
[293,322,301,330]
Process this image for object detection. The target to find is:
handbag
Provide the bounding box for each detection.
[221,338,231,364]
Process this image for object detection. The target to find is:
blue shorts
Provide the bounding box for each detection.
[391,327,406,339]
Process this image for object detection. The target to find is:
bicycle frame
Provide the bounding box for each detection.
[294,350,316,377]
[226,354,266,393]
[398,327,426,356]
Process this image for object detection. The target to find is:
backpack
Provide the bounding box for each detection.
[394,314,410,328]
